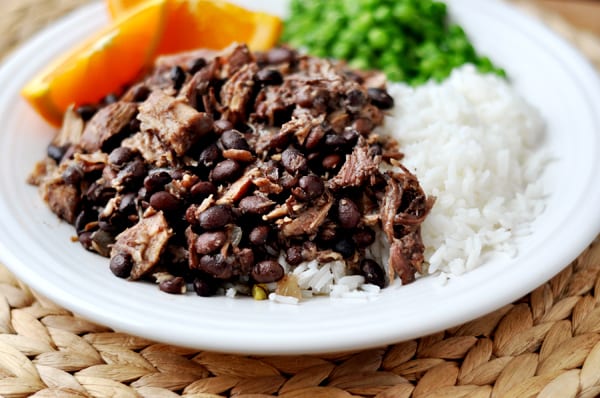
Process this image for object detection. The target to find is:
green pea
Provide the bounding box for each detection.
[359,0,379,10]
[343,2,362,16]
[379,51,399,68]
[331,41,354,60]
[311,47,328,58]
[384,65,405,82]
[252,285,268,300]
[430,2,447,19]
[393,3,417,22]
[373,5,392,22]
[349,57,370,71]
[368,28,389,49]
[354,13,374,34]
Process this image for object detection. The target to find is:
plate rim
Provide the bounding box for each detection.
[0,0,599,354]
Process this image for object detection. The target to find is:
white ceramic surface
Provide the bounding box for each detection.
[0,0,599,354]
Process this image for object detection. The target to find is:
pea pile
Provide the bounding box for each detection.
[282,0,505,84]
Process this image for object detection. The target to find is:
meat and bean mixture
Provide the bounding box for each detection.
[30,44,434,297]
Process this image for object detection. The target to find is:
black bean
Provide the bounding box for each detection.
[249,225,270,246]
[117,158,146,188]
[285,246,304,266]
[237,248,255,274]
[193,276,216,296]
[368,143,383,156]
[353,227,376,247]
[304,126,326,149]
[312,89,329,112]
[91,229,114,257]
[341,128,359,146]
[110,253,133,278]
[128,117,141,134]
[199,254,233,279]
[281,148,307,174]
[98,220,115,232]
[213,119,233,133]
[367,87,394,109]
[195,231,227,255]
[210,159,242,183]
[109,209,129,227]
[78,231,94,251]
[190,181,217,200]
[344,70,364,84]
[295,89,313,108]
[149,191,181,213]
[170,65,186,90]
[263,160,279,182]
[118,193,136,214]
[266,47,294,64]
[268,131,291,150]
[251,260,284,283]
[291,187,309,201]
[75,105,97,121]
[188,57,207,74]
[255,68,283,86]
[346,89,366,111]
[238,195,274,215]
[324,134,347,148]
[159,277,186,294]
[322,154,342,170]
[279,171,298,190]
[131,85,151,102]
[75,209,96,234]
[198,205,232,230]
[298,175,324,199]
[109,147,135,167]
[334,238,355,259]
[220,129,250,151]
[169,168,185,181]
[86,183,116,206]
[352,117,374,135]
[62,165,84,186]
[337,198,361,229]
[360,259,386,288]
[47,144,69,163]
[143,171,172,193]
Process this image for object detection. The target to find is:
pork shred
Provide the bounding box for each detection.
[30,43,434,296]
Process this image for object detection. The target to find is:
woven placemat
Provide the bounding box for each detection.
[1,1,600,397]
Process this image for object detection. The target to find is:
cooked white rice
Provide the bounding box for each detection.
[266,64,548,302]
[384,64,548,276]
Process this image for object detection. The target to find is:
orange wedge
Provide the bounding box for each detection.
[21,0,167,126]
[107,0,141,16]
[107,0,282,54]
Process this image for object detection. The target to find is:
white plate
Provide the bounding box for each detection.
[0,0,599,355]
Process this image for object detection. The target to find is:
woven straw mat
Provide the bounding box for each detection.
[1,0,600,397]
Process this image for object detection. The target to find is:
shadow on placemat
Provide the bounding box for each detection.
[1,0,600,397]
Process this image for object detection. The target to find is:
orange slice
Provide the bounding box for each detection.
[107,0,141,16]
[21,0,167,126]
[107,0,282,54]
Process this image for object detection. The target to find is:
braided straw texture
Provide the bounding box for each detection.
[1,1,600,397]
